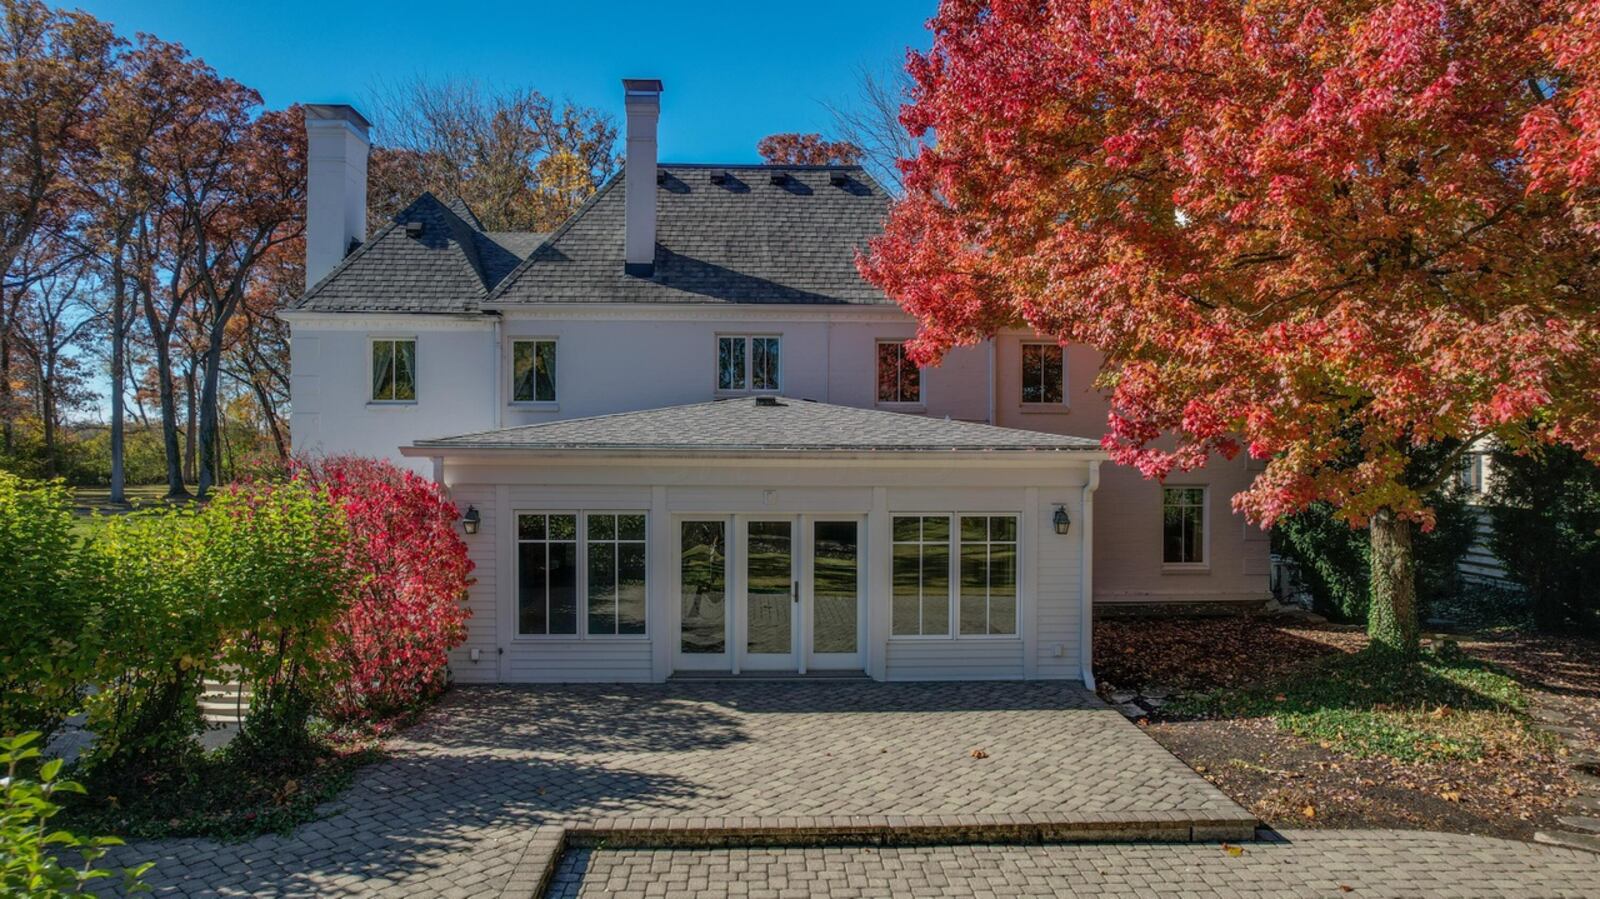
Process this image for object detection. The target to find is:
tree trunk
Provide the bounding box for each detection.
[1367,508,1420,654]
[151,338,188,499]
[183,363,197,483]
[0,316,12,454]
[197,334,225,497]
[109,254,127,503]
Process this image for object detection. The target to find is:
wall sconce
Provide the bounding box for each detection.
[462,505,481,535]
[1053,504,1071,535]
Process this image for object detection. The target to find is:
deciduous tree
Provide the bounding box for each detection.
[756,132,863,166]
[861,0,1600,653]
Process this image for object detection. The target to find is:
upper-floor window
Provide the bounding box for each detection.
[1162,486,1207,566]
[371,338,416,403]
[876,340,921,404]
[718,335,780,393]
[1021,342,1065,405]
[512,339,557,403]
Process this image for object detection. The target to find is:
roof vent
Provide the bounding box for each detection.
[404,221,424,237]
[754,396,782,407]
[769,171,789,185]
[709,170,728,185]
[656,169,667,184]
[829,170,849,186]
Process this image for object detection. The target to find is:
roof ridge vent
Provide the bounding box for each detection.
[754,396,783,407]
[769,171,790,185]
[829,170,849,186]
[404,221,424,237]
[710,170,728,185]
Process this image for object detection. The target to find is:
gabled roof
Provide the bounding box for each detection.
[288,193,542,314]
[411,397,1103,454]
[485,164,893,307]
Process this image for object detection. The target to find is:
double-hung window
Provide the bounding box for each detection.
[876,340,921,404]
[717,335,781,393]
[517,512,648,637]
[958,516,1018,635]
[891,516,951,636]
[1020,342,1065,405]
[370,338,416,402]
[1161,487,1207,566]
[512,339,557,403]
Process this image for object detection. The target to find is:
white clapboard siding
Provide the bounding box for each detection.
[885,639,1025,680]
[504,641,654,683]
[448,486,500,684]
[1034,492,1084,678]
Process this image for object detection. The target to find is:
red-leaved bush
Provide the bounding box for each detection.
[297,456,473,723]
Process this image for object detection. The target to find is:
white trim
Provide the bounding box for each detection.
[1080,462,1101,689]
[282,311,493,330]
[511,509,651,640]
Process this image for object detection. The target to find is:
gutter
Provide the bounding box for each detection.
[1079,460,1102,690]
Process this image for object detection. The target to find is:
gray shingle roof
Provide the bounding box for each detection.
[288,193,541,313]
[413,397,1103,454]
[485,165,893,306]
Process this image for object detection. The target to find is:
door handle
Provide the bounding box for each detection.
[792,581,799,602]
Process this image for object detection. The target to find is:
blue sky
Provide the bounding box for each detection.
[73,0,935,163]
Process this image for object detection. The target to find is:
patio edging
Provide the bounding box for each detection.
[499,810,1260,898]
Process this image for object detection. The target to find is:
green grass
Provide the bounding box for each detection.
[68,484,199,539]
[1169,646,1551,763]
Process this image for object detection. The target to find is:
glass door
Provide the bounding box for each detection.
[741,519,797,670]
[677,519,730,670]
[807,519,864,670]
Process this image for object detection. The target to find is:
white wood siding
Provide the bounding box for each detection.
[884,639,1025,681]
[447,485,499,684]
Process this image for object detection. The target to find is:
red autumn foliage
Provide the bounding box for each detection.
[297,456,473,722]
[756,132,863,165]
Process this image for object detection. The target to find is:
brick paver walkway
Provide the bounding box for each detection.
[112,681,1241,896]
[547,830,1600,898]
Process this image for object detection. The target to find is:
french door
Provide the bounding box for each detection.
[674,515,864,674]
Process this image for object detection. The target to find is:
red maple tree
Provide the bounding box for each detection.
[757,132,863,165]
[860,0,1600,651]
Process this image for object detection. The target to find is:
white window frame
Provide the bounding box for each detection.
[956,514,1021,637]
[583,512,649,638]
[889,512,1024,641]
[509,337,558,405]
[1019,341,1067,409]
[875,339,925,408]
[514,510,650,640]
[1160,486,1210,571]
[715,334,783,395]
[368,336,418,405]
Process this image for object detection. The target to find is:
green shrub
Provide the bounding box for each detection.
[1,732,151,896]
[1490,445,1600,635]
[0,473,89,741]
[1274,494,1478,623]
[76,506,218,783]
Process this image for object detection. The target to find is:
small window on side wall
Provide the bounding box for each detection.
[1021,343,1065,405]
[876,341,921,404]
[717,335,780,392]
[371,338,416,402]
[512,339,556,403]
[1162,486,1206,565]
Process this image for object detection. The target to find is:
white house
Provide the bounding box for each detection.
[282,81,1271,686]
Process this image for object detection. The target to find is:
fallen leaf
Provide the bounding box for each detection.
[970,748,989,759]
[1301,804,1316,819]
[1339,884,1354,892]
[1440,791,1461,802]
[1222,844,1245,857]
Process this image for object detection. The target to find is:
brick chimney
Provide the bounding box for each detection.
[622,79,663,277]
[304,104,371,290]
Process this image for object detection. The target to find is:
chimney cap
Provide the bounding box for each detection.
[304,103,372,133]
[622,78,664,96]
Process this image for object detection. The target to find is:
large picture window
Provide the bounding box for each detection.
[891,515,950,636]
[512,339,556,403]
[1162,487,1207,565]
[517,511,648,637]
[959,516,1018,635]
[371,338,416,402]
[1021,343,1065,405]
[717,335,780,392]
[876,341,921,404]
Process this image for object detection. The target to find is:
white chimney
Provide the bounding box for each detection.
[304,104,371,290]
[623,79,662,277]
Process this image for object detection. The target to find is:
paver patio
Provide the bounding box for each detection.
[546,830,1600,898]
[109,680,1246,896]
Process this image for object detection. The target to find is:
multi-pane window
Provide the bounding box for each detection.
[876,341,921,404]
[959,516,1018,635]
[371,338,416,402]
[519,512,649,637]
[512,339,557,402]
[1021,343,1065,404]
[717,335,780,392]
[1162,487,1206,565]
[891,515,951,636]
[518,514,578,634]
[586,514,647,635]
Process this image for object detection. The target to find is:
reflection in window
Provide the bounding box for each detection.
[371,338,416,402]
[1162,487,1206,564]
[718,335,780,392]
[1021,343,1064,404]
[512,339,556,402]
[876,341,921,404]
[891,515,950,636]
[959,516,1018,635]
[812,521,858,653]
[518,513,578,634]
[680,521,727,654]
[745,520,792,654]
[587,513,646,635]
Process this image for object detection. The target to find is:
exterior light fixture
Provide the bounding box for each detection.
[1053,504,1071,535]
[462,505,480,535]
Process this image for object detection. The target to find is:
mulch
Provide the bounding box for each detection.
[1094,614,1596,842]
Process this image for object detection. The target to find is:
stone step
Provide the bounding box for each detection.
[1556,816,1600,835]
[1568,755,1600,775]
[1568,794,1600,814]
[1534,830,1600,854]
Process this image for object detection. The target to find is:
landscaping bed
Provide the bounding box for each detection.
[1095,614,1595,841]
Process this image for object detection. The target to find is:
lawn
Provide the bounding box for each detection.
[1095,614,1597,840]
[69,483,198,538]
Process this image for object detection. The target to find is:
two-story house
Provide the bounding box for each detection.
[283,81,1270,687]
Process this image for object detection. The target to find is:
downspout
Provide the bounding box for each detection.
[986,338,996,424]
[491,312,504,430]
[1079,460,1102,689]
